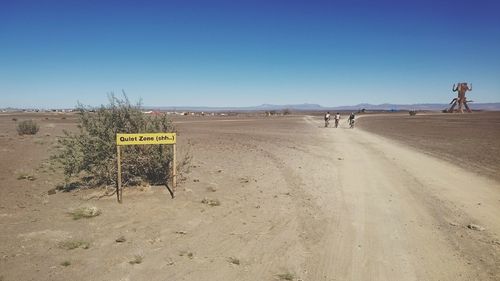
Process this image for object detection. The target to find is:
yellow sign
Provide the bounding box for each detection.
[116,133,176,146]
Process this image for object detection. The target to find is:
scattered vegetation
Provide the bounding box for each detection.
[60,261,71,267]
[266,110,278,116]
[17,173,36,181]
[129,255,143,264]
[228,257,240,265]
[51,93,187,188]
[283,108,291,115]
[201,197,221,206]
[59,240,90,250]
[179,251,194,259]
[69,206,101,220]
[17,119,39,135]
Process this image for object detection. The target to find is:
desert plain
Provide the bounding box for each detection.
[0,111,499,281]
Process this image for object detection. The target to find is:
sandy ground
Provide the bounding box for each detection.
[0,113,499,281]
[357,111,500,182]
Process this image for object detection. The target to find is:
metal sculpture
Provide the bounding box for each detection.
[447,82,472,113]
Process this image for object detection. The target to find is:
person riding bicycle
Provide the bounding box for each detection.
[334,112,340,128]
[324,112,331,127]
[348,112,355,128]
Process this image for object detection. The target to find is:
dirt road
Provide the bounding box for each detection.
[171,115,500,281]
[1,114,499,281]
[299,116,499,280]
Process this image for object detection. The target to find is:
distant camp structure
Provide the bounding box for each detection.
[447,82,472,113]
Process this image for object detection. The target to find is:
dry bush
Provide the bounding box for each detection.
[201,198,220,206]
[276,272,295,280]
[52,93,186,189]
[129,255,143,264]
[17,173,36,181]
[228,257,240,265]
[70,206,101,220]
[179,251,194,259]
[59,240,90,250]
[17,120,39,135]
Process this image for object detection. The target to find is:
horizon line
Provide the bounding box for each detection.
[2,101,500,110]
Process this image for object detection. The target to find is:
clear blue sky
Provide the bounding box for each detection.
[1,0,499,108]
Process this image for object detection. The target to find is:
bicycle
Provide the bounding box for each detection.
[349,118,355,128]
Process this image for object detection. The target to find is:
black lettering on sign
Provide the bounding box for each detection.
[139,136,154,142]
[156,135,174,141]
[120,136,137,142]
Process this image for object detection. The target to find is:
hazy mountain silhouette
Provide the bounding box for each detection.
[144,103,500,111]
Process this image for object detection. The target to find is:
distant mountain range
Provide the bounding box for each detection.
[145,103,500,112]
[3,103,500,112]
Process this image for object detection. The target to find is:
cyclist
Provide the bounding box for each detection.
[324,112,331,127]
[334,112,340,128]
[348,112,355,128]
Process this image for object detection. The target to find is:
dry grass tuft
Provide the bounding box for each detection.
[17,173,36,181]
[129,255,143,264]
[201,198,220,207]
[59,240,90,250]
[276,272,295,280]
[69,206,101,220]
[179,251,194,259]
[228,257,240,265]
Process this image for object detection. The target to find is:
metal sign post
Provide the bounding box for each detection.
[115,133,176,203]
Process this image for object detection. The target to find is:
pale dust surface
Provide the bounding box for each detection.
[0,114,499,281]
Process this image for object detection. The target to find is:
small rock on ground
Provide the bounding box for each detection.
[115,236,126,243]
[467,224,485,231]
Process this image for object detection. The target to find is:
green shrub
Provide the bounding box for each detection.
[52,93,177,187]
[17,120,39,135]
